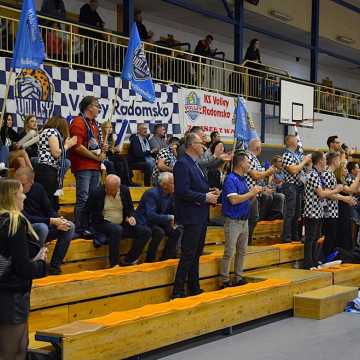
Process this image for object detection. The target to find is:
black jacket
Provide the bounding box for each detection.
[86,185,135,225]
[0,126,20,149]
[128,134,152,163]
[0,214,46,293]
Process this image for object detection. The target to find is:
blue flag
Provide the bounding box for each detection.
[11,0,46,69]
[115,119,129,147]
[234,96,258,149]
[121,23,155,103]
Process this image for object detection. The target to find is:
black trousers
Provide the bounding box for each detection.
[282,184,303,242]
[34,163,59,211]
[146,224,182,262]
[304,218,322,269]
[323,217,338,257]
[173,222,207,295]
[93,222,151,266]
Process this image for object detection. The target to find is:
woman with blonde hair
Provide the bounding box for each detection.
[0,179,47,359]
[19,115,39,162]
[35,116,77,210]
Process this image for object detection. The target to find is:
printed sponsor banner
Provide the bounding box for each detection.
[180,88,235,137]
[0,57,181,136]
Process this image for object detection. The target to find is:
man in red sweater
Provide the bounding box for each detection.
[69,96,108,234]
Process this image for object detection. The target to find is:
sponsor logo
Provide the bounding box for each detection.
[184,91,201,121]
[14,68,54,125]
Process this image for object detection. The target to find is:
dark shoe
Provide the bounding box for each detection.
[220,281,231,289]
[189,288,204,296]
[119,257,138,266]
[48,266,61,275]
[171,292,186,299]
[231,277,248,287]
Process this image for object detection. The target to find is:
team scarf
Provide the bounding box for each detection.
[53,128,66,196]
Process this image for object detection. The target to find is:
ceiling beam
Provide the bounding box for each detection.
[329,0,360,14]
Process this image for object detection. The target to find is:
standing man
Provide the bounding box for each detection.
[282,135,312,243]
[220,152,262,288]
[245,138,277,243]
[172,133,219,298]
[69,95,107,235]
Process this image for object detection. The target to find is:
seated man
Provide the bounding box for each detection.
[86,174,152,267]
[128,123,155,186]
[15,167,75,275]
[149,124,167,154]
[135,172,182,262]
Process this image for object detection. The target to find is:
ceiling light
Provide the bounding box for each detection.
[336,35,355,44]
[269,10,293,22]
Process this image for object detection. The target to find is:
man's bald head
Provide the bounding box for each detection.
[105,175,121,197]
[248,138,261,155]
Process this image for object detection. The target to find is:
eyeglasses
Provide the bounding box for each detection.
[193,141,203,145]
[91,103,101,109]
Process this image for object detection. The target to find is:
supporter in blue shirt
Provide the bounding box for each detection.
[220,151,263,288]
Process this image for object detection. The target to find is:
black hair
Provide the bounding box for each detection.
[189,126,202,134]
[206,34,213,41]
[168,136,180,145]
[210,140,223,155]
[327,135,338,148]
[233,150,248,168]
[79,96,98,113]
[347,161,358,174]
[210,131,219,141]
[311,151,324,166]
[248,38,259,50]
[326,151,340,165]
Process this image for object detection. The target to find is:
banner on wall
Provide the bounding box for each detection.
[0,57,181,136]
[180,88,235,137]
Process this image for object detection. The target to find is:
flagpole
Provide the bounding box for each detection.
[108,77,122,124]
[0,68,14,128]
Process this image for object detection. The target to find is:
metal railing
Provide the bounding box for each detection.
[0,3,359,120]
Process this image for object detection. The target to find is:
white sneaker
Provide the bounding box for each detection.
[0,163,7,171]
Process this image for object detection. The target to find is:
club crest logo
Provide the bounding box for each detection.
[14,68,54,125]
[132,44,151,81]
[184,91,202,121]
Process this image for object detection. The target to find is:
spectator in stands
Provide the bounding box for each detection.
[135,9,154,42]
[327,135,346,162]
[207,131,220,148]
[1,113,33,169]
[46,22,67,61]
[79,0,105,67]
[346,162,360,245]
[177,126,231,176]
[322,152,357,259]
[86,174,151,267]
[149,124,167,154]
[152,137,180,185]
[0,140,8,172]
[172,133,219,298]
[268,155,285,192]
[245,139,279,243]
[35,116,77,212]
[282,135,312,243]
[135,172,182,262]
[19,115,39,165]
[101,121,132,186]
[128,123,156,186]
[40,0,66,21]
[220,152,262,288]
[15,167,75,275]
[194,35,215,58]
[207,141,228,190]
[303,151,342,269]
[244,38,261,64]
[0,179,47,359]
[69,96,106,234]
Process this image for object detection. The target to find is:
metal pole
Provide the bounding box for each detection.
[123,0,134,37]
[234,0,244,64]
[310,0,320,83]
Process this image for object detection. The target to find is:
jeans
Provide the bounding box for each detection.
[32,222,75,268]
[323,217,338,257]
[146,224,182,262]
[173,222,207,295]
[282,183,303,242]
[74,170,101,231]
[220,218,249,283]
[130,156,155,186]
[0,144,9,165]
[304,218,322,269]
[93,222,151,266]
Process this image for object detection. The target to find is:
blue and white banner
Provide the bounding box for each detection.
[0,58,181,136]
[11,0,45,69]
[121,23,155,103]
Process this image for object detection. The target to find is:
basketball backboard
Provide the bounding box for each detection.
[280,79,314,128]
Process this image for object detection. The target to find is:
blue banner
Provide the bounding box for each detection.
[121,23,155,103]
[234,96,258,149]
[115,119,129,147]
[11,0,46,69]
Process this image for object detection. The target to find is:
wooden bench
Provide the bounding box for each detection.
[316,263,360,287]
[294,285,357,319]
[34,269,332,359]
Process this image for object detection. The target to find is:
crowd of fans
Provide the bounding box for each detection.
[2,93,360,356]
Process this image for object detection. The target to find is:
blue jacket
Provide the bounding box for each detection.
[135,186,174,227]
[173,153,209,225]
[128,134,152,163]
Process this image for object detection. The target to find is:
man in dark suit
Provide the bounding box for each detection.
[128,123,156,186]
[172,133,219,298]
[86,174,151,267]
[135,172,182,262]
